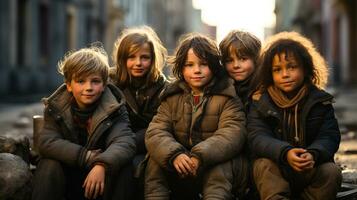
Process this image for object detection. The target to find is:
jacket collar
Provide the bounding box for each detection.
[44,83,125,134]
[161,76,237,100]
[254,85,334,118]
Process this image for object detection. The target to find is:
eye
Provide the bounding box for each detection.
[272,67,281,73]
[240,57,248,61]
[184,62,193,67]
[200,62,208,66]
[76,79,84,84]
[141,55,151,60]
[225,58,233,64]
[128,54,136,59]
[92,79,102,83]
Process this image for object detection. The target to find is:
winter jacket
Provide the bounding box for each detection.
[38,83,136,174]
[146,77,246,171]
[110,69,167,153]
[247,85,340,166]
[233,77,254,114]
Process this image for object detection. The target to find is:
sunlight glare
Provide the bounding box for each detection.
[192,0,276,42]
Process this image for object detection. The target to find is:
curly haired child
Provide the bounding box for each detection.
[248,32,342,200]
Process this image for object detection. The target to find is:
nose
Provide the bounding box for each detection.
[233,59,240,69]
[84,82,93,91]
[282,68,289,77]
[135,57,141,66]
[193,65,201,73]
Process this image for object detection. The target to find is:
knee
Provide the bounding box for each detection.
[35,159,63,178]
[204,161,233,184]
[253,158,277,172]
[202,162,233,199]
[317,162,342,184]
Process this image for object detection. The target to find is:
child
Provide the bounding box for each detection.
[32,46,136,200]
[220,30,262,200]
[110,26,168,199]
[247,31,342,200]
[110,25,167,157]
[219,30,261,112]
[145,33,247,199]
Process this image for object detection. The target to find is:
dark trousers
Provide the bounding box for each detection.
[32,159,134,200]
[132,154,146,200]
[253,158,342,200]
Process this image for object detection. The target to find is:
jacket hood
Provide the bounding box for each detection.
[261,31,329,89]
[161,76,236,100]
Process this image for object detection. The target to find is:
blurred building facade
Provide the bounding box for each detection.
[275,0,357,87]
[0,0,214,95]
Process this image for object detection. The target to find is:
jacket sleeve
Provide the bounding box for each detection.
[145,98,187,170]
[247,101,293,164]
[306,103,341,164]
[93,106,136,173]
[191,97,246,167]
[38,107,87,168]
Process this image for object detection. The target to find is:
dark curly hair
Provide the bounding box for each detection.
[257,39,315,88]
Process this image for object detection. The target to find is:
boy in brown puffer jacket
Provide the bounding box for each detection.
[145,33,248,200]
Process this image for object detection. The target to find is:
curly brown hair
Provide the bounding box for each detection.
[256,32,329,90]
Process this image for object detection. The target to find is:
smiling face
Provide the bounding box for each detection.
[224,46,255,81]
[126,42,152,78]
[272,52,305,96]
[66,73,105,109]
[182,48,213,94]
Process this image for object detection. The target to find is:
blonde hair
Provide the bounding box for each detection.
[58,45,110,83]
[112,26,167,86]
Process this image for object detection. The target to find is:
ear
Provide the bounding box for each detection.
[66,82,72,92]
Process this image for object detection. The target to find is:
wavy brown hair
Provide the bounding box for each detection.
[171,32,224,80]
[112,26,167,87]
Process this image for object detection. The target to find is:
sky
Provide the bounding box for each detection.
[192,0,276,42]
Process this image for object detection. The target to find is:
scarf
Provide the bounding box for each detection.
[267,84,308,145]
[71,98,100,145]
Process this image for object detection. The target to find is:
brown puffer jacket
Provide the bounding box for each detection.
[38,83,136,174]
[146,77,246,170]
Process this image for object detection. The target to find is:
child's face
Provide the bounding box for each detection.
[225,47,255,81]
[126,43,152,78]
[182,48,213,94]
[66,73,105,109]
[272,52,305,95]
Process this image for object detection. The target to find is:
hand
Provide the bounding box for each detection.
[286,148,315,172]
[299,152,315,170]
[173,153,195,177]
[190,156,200,176]
[83,164,105,199]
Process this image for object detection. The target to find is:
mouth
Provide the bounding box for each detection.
[191,77,204,80]
[232,71,245,75]
[132,69,144,73]
[82,94,95,98]
[281,81,294,86]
